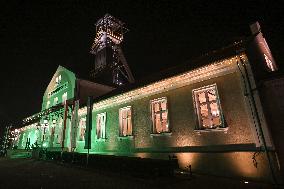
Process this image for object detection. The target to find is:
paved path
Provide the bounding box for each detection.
[0,158,274,189]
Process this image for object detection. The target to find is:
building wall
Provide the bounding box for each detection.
[15,57,276,182]
[75,59,272,182]
[17,66,76,150]
[260,77,284,180]
[39,66,76,149]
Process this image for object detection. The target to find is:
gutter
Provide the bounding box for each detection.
[236,55,279,185]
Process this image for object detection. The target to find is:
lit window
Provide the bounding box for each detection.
[96,112,106,139]
[53,97,58,105]
[42,120,49,141]
[62,92,67,103]
[46,101,50,109]
[150,97,169,134]
[193,84,223,129]
[119,106,132,137]
[55,75,62,86]
[78,117,86,141]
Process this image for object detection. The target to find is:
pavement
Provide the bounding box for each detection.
[0,157,277,189]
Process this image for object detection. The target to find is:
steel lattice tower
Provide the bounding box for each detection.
[90,14,135,86]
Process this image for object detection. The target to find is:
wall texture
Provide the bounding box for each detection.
[74,70,272,182]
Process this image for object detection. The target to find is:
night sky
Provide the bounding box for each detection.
[0,0,283,129]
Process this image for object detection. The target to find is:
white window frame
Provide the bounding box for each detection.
[192,84,225,130]
[150,97,170,134]
[119,106,133,137]
[96,112,106,140]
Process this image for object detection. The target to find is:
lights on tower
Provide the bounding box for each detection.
[90,14,134,86]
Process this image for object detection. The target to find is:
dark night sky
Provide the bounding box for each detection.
[0,0,283,129]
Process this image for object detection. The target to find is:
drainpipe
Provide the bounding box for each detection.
[237,55,278,185]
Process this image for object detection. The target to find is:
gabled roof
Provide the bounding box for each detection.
[43,65,76,96]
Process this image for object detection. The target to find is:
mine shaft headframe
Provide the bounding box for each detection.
[90,14,134,86]
[90,13,129,55]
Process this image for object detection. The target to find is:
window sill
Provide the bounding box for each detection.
[150,132,172,137]
[194,127,228,134]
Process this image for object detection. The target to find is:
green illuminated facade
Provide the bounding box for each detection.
[41,65,76,111]
[17,66,76,150]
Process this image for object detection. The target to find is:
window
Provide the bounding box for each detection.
[119,106,132,137]
[62,92,67,103]
[46,101,50,109]
[193,84,223,129]
[96,112,106,139]
[53,97,58,105]
[150,97,169,134]
[78,117,86,141]
[55,75,62,86]
[42,120,49,141]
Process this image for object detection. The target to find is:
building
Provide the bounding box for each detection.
[12,16,284,184]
